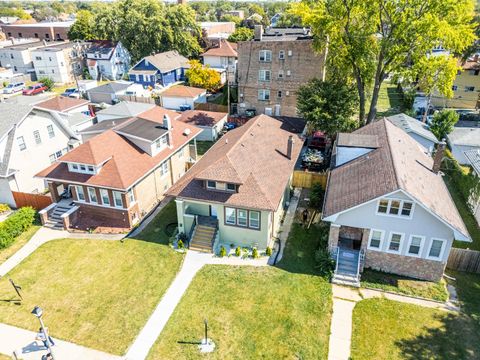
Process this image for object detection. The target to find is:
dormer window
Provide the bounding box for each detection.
[68,163,97,175]
[155,135,168,149]
[377,198,414,218]
[207,181,216,189]
[226,183,236,191]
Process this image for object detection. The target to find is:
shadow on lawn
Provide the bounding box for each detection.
[394,312,480,360]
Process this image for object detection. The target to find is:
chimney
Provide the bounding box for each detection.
[432,139,446,174]
[254,25,263,41]
[163,114,171,130]
[287,135,294,160]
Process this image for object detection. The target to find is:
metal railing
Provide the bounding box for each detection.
[334,247,340,274]
[187,215,197,248]
[356,249,365,281]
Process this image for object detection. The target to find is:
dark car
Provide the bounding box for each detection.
[23,83,48,96]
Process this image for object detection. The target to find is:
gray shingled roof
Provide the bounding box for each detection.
[96,101,155,118]
[116,118,167,141]
[447,127,480,147]
[142,51,190,73]
[465,149,480,176]
[0,103,33,139]
[88,81,133,94]
[386,113,438,144]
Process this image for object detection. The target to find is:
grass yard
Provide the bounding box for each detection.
[447,271,480,330]
[0,225,40,265]
[0,202,183,355]
[195,141,215,156]
[351,298,480,360]
[147,224,332,360]
[361,269,448,301]
[374,82,403,117]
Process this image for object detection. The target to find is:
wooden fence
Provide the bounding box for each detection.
[292,170,328,189]
[117,95,158,105]
[447,247,480,273]
[195,102,228,113]
[12,191,52,210]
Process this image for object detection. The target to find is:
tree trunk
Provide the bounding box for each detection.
[353,69,366,126]
[366,80,382,124]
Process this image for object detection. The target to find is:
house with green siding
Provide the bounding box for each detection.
[167,114,304,252]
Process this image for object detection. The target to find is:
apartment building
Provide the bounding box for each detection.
[237,26,325,117]
[0,40,43,74]
[1,21,73,41]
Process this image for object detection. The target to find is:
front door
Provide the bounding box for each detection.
[210,205,218,218]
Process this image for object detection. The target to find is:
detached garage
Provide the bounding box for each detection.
[177,110,228,141]
[160,85,207,111]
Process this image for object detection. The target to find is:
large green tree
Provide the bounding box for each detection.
[227,27,254,42]
[297,78,359,136]
[68,10,96,40]
[292,0,476,125]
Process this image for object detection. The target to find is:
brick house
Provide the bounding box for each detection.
[323,119,470,285]
[237,26,325,117]
[36,106,202,232]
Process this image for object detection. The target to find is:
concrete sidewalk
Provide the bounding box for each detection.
[0,323,120,360]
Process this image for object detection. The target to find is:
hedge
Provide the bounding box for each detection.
[0,207,36,249]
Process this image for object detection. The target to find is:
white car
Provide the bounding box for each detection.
[3,82,25,94]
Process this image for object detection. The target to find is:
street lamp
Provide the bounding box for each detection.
[31,306,55,360]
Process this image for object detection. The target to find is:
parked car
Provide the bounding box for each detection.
[23,83,48,96]
[2,82,25,94]
[61,88,80,98]
[309,131,327,151]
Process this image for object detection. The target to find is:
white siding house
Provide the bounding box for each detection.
[447,127,480,165]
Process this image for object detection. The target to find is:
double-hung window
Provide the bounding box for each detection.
[207,180,216,189]
[259,70,271,81]
[279,50,285,59]
[249,211,260,229]
[225,207,236,225]
[377,199,414,218]
[258,89,270,101]
[76,186,85,201]
[407,235,424,257]
[428,238,446,260]
[88,187,98,204]
[389,200,401,215]
[226,183,236,192]
[113,191,123,208]
[259,50,272,62]
[377,199,389,213]
[33,130,41,144]
[100,189,110,205]
[387,232,403,253]
[368,229,384,250]
[17,136,26,151]
[237,209,248,227]
[160,162,169,177]
[128,189,135,204]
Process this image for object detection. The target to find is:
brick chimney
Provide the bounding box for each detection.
[432,139,446,174]
[254,25,263,41]
[287,135,294,160]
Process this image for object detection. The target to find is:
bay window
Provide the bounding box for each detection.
[76,186,85,201]
[100,189,110,205]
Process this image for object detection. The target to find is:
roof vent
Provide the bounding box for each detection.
[183,128,191,136]
[225,139,229,144]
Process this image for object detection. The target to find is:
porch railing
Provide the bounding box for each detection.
[187,215,197,248]
[334,246,340,274]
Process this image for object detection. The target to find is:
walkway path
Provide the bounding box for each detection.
[0,323,120,360]
[328,284,458,360]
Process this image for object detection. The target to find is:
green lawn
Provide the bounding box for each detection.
[196,141,215,156]
[147,224,332,359]
[0,203,183,355]
[351,298,480,360]
[374,82,403,117]
[361,269,448,301]
[0,225,40,265]
[447,271,480,330]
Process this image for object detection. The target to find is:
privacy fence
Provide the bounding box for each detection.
[12,191,52,211]
[292,170,328,189]
[447,247,480,273]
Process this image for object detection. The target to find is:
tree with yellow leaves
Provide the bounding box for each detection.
[185,60,222,92]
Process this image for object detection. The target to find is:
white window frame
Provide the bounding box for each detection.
[159,161,169,177]
[87,187,98,204]
[406,235,425,258]
[376,198,415,219]
[237,209,248,227]
[258,69,271,81]
[206,180,216,189]
[249,210,260,229]
[258,89,270,101]
[128,189,135,204]
[427,238,447,261]
[259,50,272,62]
[226,183,236,192]
[113,191,123,208]
[100,189,110,206]
[386,232,404,254]
[76,186,85,202]
[225,207,236,225]
[17,136,26,151]
[279,50,285,59]
[33,130,41,144]
[367,229,385,251]
[287,50,293,57]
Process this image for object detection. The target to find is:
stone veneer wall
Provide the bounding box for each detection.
[328,224,340,252]
[364,250,446,282]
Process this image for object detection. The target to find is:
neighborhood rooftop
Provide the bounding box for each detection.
[201,39,238,58]
[447,127,480,146]
[160,85,206,98]
[95,101,155,117]
[141,50,189,73]
[34,96,89,113]
[465,149,480,176]
[386,113,438,144]
[177,110,227,127]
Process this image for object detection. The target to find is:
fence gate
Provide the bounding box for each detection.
[12,191,52,210]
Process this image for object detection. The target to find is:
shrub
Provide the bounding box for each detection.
[38,77,54,91]
[265,246,272,256]
[219,246,227,257]
[0,206,35,249]
[315,247,335,277]
[177,239,184,249]
[310,183,325,211]
[235,246,241,257]
[252,247,259,259]
[0,204,10,214]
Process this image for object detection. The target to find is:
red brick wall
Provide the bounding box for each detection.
[1,24,70,41]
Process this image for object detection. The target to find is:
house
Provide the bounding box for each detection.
[447,127,480,164]
[95,101,155,122]
[201,39,237,84]
[432,56,480,109]
[386,113,438,153]
[128,51,189,88]
[0,21,74,41]
[323,119,470,285]
[36,106,202,232]
[177,110,227,141]
[464,149,480,225]
[160,85,207,111]
[86,81,139,105]
[86,40,131,81]
[167,114,305,252]
[0,39,43,75]
[199,22,236,40]
[237,26,325,117]
[0,101,80,207]
[31,41,90,84]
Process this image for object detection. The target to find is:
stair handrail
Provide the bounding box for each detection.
[356,249,365,281]
[334,246,340,274]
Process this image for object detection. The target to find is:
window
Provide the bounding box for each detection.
[34,33,38,38]
[32,130,41,144]
[35,56,42,61]
[39,70,45,75]
[277,91,282,98]
[407,235,424,256]
[72,164,78,170]
[88,187,98,203]
[76,186,85,201]
[226,183,236,191]
[278,70,284,79]
[389,200,401,215]
[377,199,414,218]
[80,165,86,171]
[160,162,169,177]
[428,239,446,259]
[452,85,458,91]
[113,191,123,208]
[225,207,236,225]
[207,180,216,189]
[100,189,110,205]
[18,32,22,38]
[288,50,293,56]
[465,86,475,92]
[47,125,55,138]
[237,209,248,227]
[178,148,184,158]
[249,211,260,229]
[259,50,272,62]
[258,70,271,81]
[49,57,52,62]
[258,89,270,101]
[156,135,168,149]
[128,189,135,204]
[51,69,55,74]
[49,154,56,163]
[279,50,285,59]
[286,70,291,76]
[387,232,403,253]
[377,200,389,213]
[17,136,26,151]
[87,166,94,172]
[55,150,62,159]
[401,202,413,216]
[368,229,384,250]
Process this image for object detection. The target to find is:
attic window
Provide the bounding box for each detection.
[377,199,414,218]
[226,183,236,191]
[207,181,216,189]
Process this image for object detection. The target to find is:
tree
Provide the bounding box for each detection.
[297,78,359,136]
[0,7,31,19]
[186,60,221,92]
[68,10,96,40]
[220,14,242,26]
[292,0,476,125]
[38,77,54,91]
[430,110,459,141]
[227,27,254,42]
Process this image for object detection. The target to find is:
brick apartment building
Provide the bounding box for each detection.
[237,26,325,117]
[1,21,73,41]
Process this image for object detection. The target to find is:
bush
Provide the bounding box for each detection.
[310,184,325,211]
[315,247,335,277]
[0,204,10,214]
[265,246,272,256]
[219,246,227,257]
[38,77,54,91]
[252,247,259,259]
[177,239,184,249]
[235,246,241,257]
[0,207,35,249]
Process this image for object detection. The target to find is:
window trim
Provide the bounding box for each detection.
[279,50,285,59]
[259,50,272,62]
[427,238,447,261]
[100,189,110,206]
[367,229,385,251]
[33,130,42,145]
[224,207,261,231]
[206,180,216,189]
[112,191,124,208]
[17,136,26,151]
[225,207,236,225]
[406,234,425,258]
[258,69,271,82]
[386,232,405,254]
[248,210,260,229]
[87,187,98,204]
[258,89,270,101]
[237,209,248,227]
[76,185,85,202]
[376,198,414,219]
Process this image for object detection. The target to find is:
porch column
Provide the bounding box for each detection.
[48,182,61,203]
[361,228,370,251]
[328,223,340,252]
[175,199,185,233]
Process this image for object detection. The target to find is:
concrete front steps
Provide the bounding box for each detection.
[189,225,216,253]
[332,248,361,287]
[44,203,74,230]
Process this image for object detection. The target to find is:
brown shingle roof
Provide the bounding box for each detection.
[35,96,89,112]
[323,119,469,239]
[160,85,206,98]
[201,40,238,58]
[177,110,227,127]
[336,133,379,148]
[167,115,305,211]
